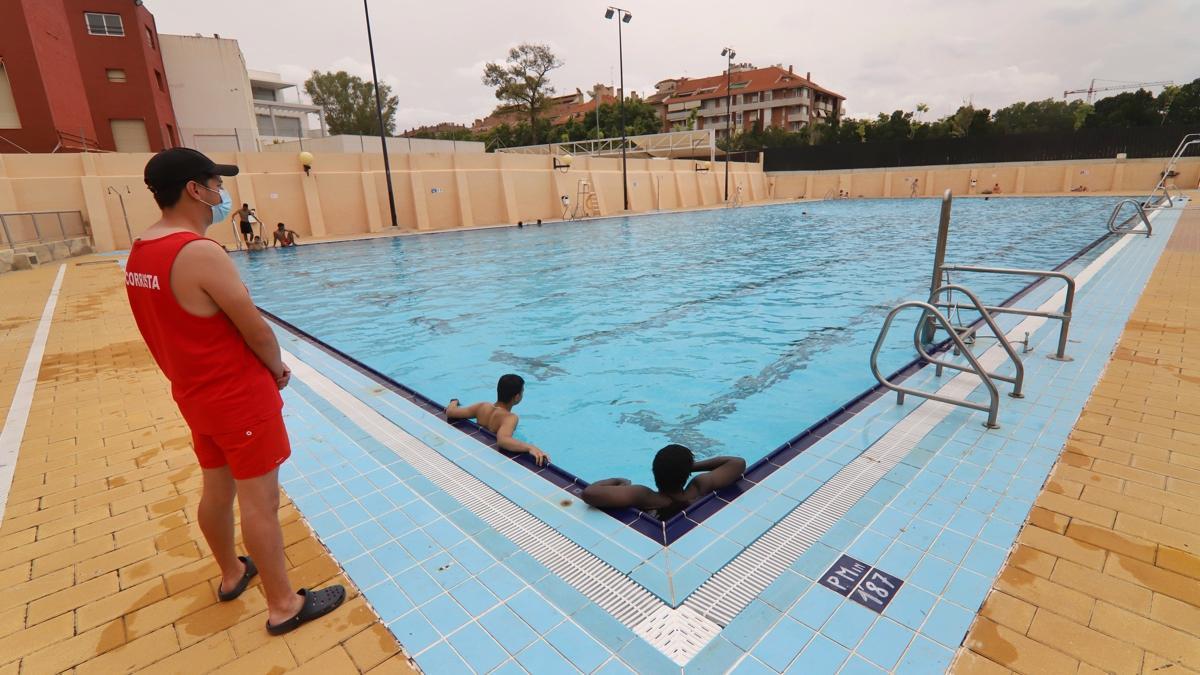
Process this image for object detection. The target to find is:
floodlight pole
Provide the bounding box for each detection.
[606,7,632,211]
[722,47,735,202]
[364,0,399,227]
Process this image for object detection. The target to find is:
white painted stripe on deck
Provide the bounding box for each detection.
[0,264,67,526]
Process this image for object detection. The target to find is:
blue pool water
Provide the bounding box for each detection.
[236,197,1120,486]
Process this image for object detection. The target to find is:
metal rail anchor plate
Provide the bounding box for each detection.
[871,301,1002,429]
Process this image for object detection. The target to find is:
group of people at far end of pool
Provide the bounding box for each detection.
[233,201,300,251]
[446,375,746,520]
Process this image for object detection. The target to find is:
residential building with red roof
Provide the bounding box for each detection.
[471,84,615,133]
[648,64,844,138]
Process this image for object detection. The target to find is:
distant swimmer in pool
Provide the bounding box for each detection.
[581,445,745,519]
[446,374,549,466]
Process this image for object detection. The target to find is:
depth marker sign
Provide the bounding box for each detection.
[818,554,904,613]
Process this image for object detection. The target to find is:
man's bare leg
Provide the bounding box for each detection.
[198,466,247,594]
[236,467,304,624]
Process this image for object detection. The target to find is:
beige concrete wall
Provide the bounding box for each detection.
[769,157,1200,199]
[159,34,258,152]
[0,151,765,252]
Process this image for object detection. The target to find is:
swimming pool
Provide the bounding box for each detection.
[236,197,1119,486]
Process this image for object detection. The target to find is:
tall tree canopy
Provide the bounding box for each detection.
[304,70,398,135]
[482,44,564,145]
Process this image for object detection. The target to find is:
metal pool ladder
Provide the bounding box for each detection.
[1107,199,1152,237]
[870,284,1024,429]
[1145,132,1200,208]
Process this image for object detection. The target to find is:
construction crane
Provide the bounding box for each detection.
[1063,79,1174,103]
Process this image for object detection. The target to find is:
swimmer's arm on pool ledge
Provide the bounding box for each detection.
[494,415,550,466]
[688,456,747,493]
[580,480,661,510]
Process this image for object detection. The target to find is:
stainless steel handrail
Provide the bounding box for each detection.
[1145,133,1200,208]
[1107,198,1152,237]
[918,284,1025,398]
[937,264,1076,361]
[871,301,1001,428]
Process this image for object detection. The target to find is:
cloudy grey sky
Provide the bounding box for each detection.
[149,0,1198,128]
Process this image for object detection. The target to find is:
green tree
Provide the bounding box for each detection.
[992,98,1091,134]
[556,98,662,142]
[864,110,915,141]
[1085,89,1161,128]
[1163,78,1200,125]
[304,70,398,135]
[482,43,564,145]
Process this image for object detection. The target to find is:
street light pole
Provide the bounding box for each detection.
[721,47,735,202]
[605,7,632,211]
[363,0,399,227]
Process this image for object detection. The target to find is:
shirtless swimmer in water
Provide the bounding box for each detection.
[445,374,550,465]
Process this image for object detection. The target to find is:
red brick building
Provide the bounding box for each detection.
[0,0,178,153]
[647,64,844,138]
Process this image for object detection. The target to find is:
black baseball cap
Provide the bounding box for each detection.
[144,148,238,193]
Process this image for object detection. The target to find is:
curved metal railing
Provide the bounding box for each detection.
[871,300,1002,428]
[1107,198,1152,237]
[936,264,1077,361]
[919,284,1025,398]
[1145,133,1200,209]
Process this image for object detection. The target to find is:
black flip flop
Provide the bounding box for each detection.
[266,585,346,636]
[217,556,258,602]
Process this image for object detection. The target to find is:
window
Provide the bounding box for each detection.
[110,119,149,152]
[729,81,750,90]
[154,70,165,92]
[251,86,277,102]
[256,114,274,136]
[106,69,126,82]
[85,12,124,36]
[145,26,155,49]
[0,63,20,129]
[275,116,302,138]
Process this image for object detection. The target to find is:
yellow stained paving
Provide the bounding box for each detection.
[0,264,57,424]
[955,202,1200,675]
[0,257,416,674]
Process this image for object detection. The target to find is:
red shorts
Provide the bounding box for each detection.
[191,413,292,479]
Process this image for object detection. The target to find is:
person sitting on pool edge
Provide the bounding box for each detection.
[272,223,299,247]
[446,374,550,466]
[581,445,746,519]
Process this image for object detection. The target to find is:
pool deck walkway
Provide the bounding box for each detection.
[955,201,1200,674]
[0,198,1195,674]
[0,262,416,674]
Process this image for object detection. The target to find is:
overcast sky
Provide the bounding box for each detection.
[149,0,1198,129]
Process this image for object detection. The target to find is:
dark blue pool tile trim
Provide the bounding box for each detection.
[257,227,1115,547]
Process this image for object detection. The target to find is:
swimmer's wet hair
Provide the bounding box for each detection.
[652,444,694,493]
[497,374,524,403]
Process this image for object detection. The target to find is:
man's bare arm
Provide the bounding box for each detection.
[690,456,746,495]
[495,415,549,465]
[445,399,481,420]
[581,481,661,509]
[183,241,285,379]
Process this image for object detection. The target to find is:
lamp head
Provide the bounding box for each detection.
[605,7,615,18]
[622,11,631,22]
[298,151,314,176]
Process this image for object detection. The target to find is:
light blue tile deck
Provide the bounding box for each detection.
[269,204,1181,673]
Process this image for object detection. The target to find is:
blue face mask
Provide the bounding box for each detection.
[196,183,233,224]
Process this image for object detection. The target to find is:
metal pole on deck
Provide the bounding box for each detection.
[923,189,953,344]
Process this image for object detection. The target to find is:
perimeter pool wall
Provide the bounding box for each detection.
[0,151,1193,254]
[769,155,1200,200]
[0,151,765,252]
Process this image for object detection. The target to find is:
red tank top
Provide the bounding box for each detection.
[125,231,281,434]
